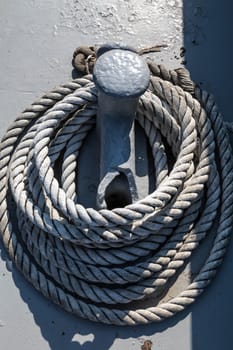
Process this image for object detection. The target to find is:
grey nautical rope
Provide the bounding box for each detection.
[0,63,233,325]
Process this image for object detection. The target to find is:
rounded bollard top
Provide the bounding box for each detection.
[96,42,137,57]
[93,49,150,98]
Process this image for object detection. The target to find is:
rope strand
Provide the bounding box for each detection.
[0,62,232,325]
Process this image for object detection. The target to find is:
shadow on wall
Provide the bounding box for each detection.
[183,1,233,350]
[184,0,233,120]
[0,239,190,350]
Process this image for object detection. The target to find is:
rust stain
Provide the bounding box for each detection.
[141,340,153,350]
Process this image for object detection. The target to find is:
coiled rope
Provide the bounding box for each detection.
[0,58,233,325]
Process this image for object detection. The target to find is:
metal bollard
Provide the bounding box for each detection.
[93,44,150,209]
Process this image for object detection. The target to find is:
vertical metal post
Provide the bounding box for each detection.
[93,45,150,209]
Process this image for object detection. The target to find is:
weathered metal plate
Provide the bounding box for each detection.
[0,0,232,349]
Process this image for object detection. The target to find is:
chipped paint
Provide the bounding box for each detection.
[58,0,183,59]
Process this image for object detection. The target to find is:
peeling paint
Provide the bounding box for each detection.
[57,0,183,52]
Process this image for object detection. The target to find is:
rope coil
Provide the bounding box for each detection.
[0,62,233,325]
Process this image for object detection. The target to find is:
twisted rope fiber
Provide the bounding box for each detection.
[0,63,233,325]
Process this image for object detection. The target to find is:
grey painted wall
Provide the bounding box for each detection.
[0,1,232,349]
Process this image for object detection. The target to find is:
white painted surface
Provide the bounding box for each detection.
[0,1,232,349]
